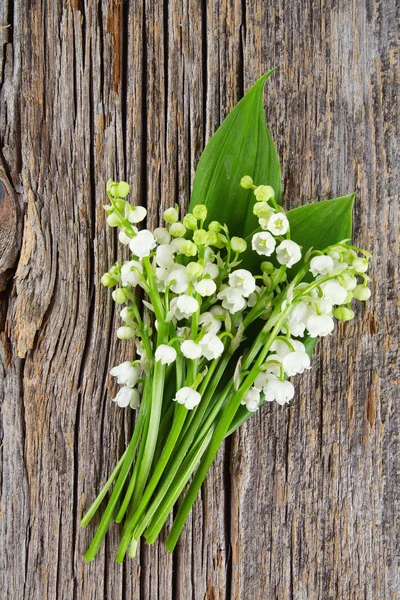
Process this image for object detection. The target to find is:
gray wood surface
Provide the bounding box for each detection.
[1,1,399,598]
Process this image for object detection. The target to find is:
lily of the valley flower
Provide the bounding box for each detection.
[155,344,177,365]
[174,386,202,410]
[129,230,156,257]
[241,387,261,412]
[113,386,140,408]
[110,362,140,386]
[252,231,276,256]
[276,240,302,267]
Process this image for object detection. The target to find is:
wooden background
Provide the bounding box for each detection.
[1,0,399,598]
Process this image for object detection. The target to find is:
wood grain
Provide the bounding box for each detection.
[1,0,399,598]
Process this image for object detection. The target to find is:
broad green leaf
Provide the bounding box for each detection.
[287,193,355,252]
[242,194,355,272]
[189,70,281,238]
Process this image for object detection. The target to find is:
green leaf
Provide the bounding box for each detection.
[287,193,355,253]
[189,70,281,238]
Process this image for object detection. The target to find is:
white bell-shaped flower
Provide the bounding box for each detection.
[156,244,175,268]
[113,386,139,408]
[181,340,202,359]
[310,255,335,276]
[283,302,309,337]
[167,267,190,294]
[241,387,261,412]
[121,260,143,287]
[128,205,147,224]
[264,376,295,405]
[174,386,202,410]
[153,227,171,245]
[306,313,334,337]
[110,361,140,386]
[203,263,219,279]
[217,286,247,314]
[320,280,348,305]
[266,212,290,236]
[282,351,311,376]
[119,230,136,245]
[276,240,302,267]
[129,230,156,257]
[171,295,199,320]
[199,333,224,360]
[195,279,217,297]
[198,311,222,334]
[117,326,136,339]
[270,338,305,357]
[252,231,276,256]
[228,269,256,297]
[155,344,177,365]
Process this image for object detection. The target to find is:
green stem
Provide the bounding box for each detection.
[80,448,128,527]
[165,308,290,551]
[144,427,215,543]
[83,377,151,562]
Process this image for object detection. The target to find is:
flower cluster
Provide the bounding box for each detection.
[102,177,371,414]
[82,176,371,563]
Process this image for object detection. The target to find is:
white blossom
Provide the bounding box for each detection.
[128,205,147,224]
[113,386,139,408]
[320,280,348,305]
[306,313,334,337]
[228,269,256,297]
[119,230,135,245]
[276,240,302,268]
[110,362,140,386]
[181,340,202,359]
[283,302,309,337]
[156,244,175,268]
[241,387,261,412]
[217,286,247,313]
[167,267,190,294]
[153,227,171,245]
[198,311,222,334]
[266,212,290,236]
[282,351,311,376]
[310,255,335,276]
[174,386,201,410]
[199,333,224,360]
[121,260,143,288]
[195,279,217,297]
[129,230,156,257]
[117,326,136,339]
[170,295,199,320]
[155,344,177,365]
[252,231,276,256]
[203,262,219,279]
[264,377,295,405]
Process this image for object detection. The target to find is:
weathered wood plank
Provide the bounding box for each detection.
[0,0,398,599]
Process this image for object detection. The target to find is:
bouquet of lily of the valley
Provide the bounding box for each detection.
[81,71,371,562]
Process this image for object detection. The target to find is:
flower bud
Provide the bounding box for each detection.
[180,240,198,257]
[352,258,369,273]
[117,326,136,339]
[164,207,179,223]
[101,273,117,287]
[103,204,114,215]
[169,222,186,237]
[240,175,254,189]
[106,179,115,193]
[183,213,198,230]
[261,261,274,274]
[206,231,219,246]
[193,204,207,220]
[186,262,203,278]
[193,229,208,246]
[254,185,274,203]
[353,285,371,301]
[213,233,227,248]
[333,307,355,322]
[111,181,130,198]
[208,221,221,233]
[107,213,120,227]
[230,237,247,253]
[112,199,125,213]
[112,288,129,304]
[253,202,273,219]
